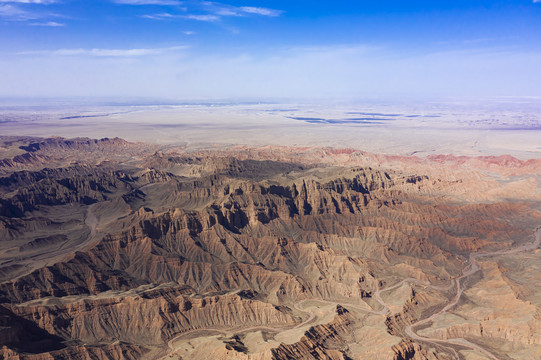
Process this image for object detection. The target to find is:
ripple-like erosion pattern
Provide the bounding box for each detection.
[0,136,540,360]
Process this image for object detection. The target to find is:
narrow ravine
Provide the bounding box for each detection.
[158,227,540,360]
[404,227,541,360]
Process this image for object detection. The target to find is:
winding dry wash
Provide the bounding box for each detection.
[0,136,540,360]
[157,227,541,359]
[405,228,541,360]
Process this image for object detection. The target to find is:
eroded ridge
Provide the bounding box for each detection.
[0,136,540,360]
[403,228,541,360]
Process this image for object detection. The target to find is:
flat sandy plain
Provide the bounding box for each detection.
[0,98,540,158]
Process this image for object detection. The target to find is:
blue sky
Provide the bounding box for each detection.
[1,0,540,99]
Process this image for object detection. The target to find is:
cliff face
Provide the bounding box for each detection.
[272,305,355,360]
[7,290,297,347]
[0,137,540,360]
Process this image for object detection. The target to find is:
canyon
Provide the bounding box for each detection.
[0,136,540,360]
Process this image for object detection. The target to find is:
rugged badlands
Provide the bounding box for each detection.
[0,136,540,360]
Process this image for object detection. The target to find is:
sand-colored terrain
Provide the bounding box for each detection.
[1,100,540,159]
[0,135,539,359]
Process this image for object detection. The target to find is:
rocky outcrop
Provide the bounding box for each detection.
[1,137,540,360]
[391,341,439,360]
[272,306,354,360]
[0,305,65,354]
[0,166,134,218]
[8,290,297,346]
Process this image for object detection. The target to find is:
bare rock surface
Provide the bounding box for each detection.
[0,136,540,359]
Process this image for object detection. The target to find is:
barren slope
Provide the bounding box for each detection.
[0,136,540,360]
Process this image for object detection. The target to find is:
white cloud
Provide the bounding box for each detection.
[0,4,39,20]
[140,12,175,19]
[29,20,63,26]
[201,2,282,18]
[113,0,182,5]
[0,0,57,3]
[239,6,282,17]
[0,2,61,22]
[184,14,219,21]
[18,45,187,57]
[132,1,283,22]
[212,8,240,16]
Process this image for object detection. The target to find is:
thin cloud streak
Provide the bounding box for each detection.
[113,0,182,5]
[0,4,40,20]
[239,6,282,17]
[17,45,187,57]
[202,2,282,18]
[140,12,220,22]
[139,1,283,21]
[140,12,176,19]
[0,0,57,3]
[29,20,64,26]
[0,3,62,22]
[183,14,218,21]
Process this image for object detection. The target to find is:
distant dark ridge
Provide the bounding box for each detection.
[19,137,129,153]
